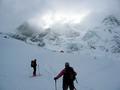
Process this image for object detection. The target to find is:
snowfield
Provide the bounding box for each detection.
[1,36,120,90]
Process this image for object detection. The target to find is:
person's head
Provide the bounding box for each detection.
[65,62,70,68]
[34,59,37,62]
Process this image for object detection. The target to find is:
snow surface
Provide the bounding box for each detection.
[1,36,120,90]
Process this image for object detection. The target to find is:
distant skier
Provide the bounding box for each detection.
[54,62,77,90]
[31,59,37,76]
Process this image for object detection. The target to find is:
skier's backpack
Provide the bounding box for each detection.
[65,67,77,81]
[31,60,34,67]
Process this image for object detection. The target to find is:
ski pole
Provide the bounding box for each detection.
[75,78,78,83]
[38,64,40,75]
[55,80,57,90]
[75,77,78,84]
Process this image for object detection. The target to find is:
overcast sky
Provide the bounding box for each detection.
[0,0,120,32]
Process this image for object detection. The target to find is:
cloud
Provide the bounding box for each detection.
[0,0,120,32]
[0,0,48,32]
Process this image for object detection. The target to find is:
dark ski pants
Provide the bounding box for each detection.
[63,81,75,90]
[33,67,36,76]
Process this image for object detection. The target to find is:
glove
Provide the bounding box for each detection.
[54,77,57,80]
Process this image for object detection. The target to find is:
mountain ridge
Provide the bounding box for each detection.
[0,15,120,53]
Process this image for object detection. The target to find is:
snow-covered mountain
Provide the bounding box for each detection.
[1,15,120,53]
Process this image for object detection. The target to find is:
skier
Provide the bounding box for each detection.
[31,59,37,76]
[54,62,77,90]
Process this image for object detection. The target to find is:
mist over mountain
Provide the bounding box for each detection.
[0,0,120,53]
[1,14,120,53]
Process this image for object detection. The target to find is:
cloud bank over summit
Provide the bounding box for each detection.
[0,0,120,33]
[1,15,120,53]
[0,0,120,53]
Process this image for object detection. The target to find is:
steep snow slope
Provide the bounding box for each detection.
[0,36,120,90]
